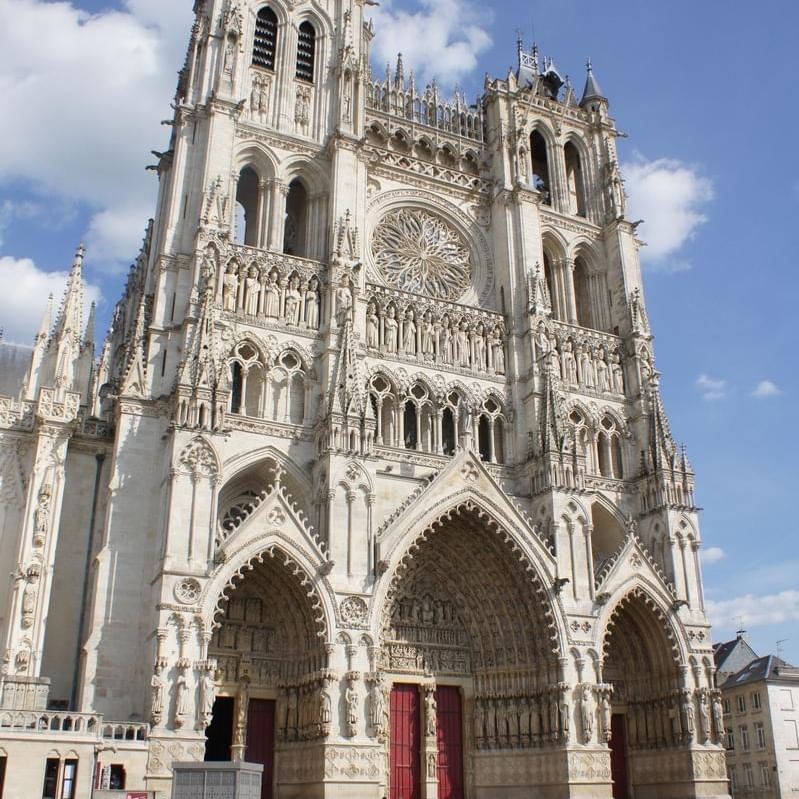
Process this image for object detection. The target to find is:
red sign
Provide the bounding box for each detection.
[126,793,149,799]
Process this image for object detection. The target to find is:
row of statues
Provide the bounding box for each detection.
[151,659,215,731]
[626,688,724,750]
[537,325,624,394]
[277,675,333,741]
[474,683,612,749]
[222,264,321,329]
[366,302,506,375]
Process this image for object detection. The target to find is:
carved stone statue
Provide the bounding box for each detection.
[559,685,571,742]
[150,662,165,725]
[600,691,612,742]
[610,350,625,393]
[472,322,486,369]
[421,311,435,357]
[561,339,578,384]
[175,672,189,727]
[441,316,453,363]
[580,684,595,744]
[491,328,506,375]
[366,303,380,348]
[596,346,610,393]
[336,277,353,326]
[424,688,437,737]
[711,691,724,742]
[384,307,398,353]
[319,678,332,733]
[474,701,486,745]
[681,691,695,741]
[345,681,359,737]
[698,690,711,743]
[264,271,280,318]
[33,484,51,546]
[200,668,216,728]
[368,679,386,738]
[223,265,239,312]
[244,267,260,316]
[456,321,470,367]
[403,310,417,355]
[287,688,298,739]
[304,277,320,329]
[579,344,595,388]
[284,276,302,325]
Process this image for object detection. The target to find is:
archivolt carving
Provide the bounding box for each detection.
[372,208,471,300]
[176,437,220,477]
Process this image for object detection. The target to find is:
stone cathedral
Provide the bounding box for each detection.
[0,1,731,798]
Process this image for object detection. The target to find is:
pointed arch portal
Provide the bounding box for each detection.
[205,548,329,799]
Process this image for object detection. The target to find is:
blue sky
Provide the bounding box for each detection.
[0,0,797,662]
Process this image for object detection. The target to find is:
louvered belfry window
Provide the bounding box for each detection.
[296,22,316,82]
[252,7,278,70]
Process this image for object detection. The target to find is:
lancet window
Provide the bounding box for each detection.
[597,415,624,479]
[564,141,587,217]
[228,341,265,416]
[252,7,278,71]
[235,166,261,247]
[283,179,309,257]
[530,130,551,205]
[295,22,316,83]
[228,345,308,425]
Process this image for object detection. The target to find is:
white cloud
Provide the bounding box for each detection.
[702,547,726,564]
[368,0,493,86]
[708,590,799,632]
[0,0,191,266]
[624,155,714,270]
[752,380,782,398]
[0,256,101,344]
[696,373,727,401]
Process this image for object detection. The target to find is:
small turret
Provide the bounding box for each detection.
[580,59,608,112]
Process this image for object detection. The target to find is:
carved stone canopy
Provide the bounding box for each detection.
[371,208,472,301]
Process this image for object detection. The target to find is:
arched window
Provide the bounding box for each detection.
[235,166,260,247]
[543,252,560,321]
[573,257,593,329]
[252,7,278,71]
[269,351,306,424]
[530,130,551,205]
[369,374,397,447]
[597,416,623,479]
[228,342,264,416]
[296,21,316,83]
[564,141,587,217]
[403,401,417,450]
[477,396,508,464]
[283,178,308,256]
[442,408,456,455]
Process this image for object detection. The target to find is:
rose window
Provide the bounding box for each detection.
[372,209,472,300]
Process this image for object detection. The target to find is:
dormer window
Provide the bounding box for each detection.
[296,22,316,83]
[253,7,278,70]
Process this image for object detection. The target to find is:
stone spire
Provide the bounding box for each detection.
[580,59,607,108]
[35,294,54,345]
[52,244,86,390]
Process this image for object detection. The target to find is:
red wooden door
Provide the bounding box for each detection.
[247,698,276,799]
[610,714,629,799]
[390,684,422,799]
[435,687,464,799]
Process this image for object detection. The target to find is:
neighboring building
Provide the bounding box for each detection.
[715,641,799,798]
[0,2,732,798]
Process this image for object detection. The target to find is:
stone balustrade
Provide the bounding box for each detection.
[365,74,484,143]
[0,708,148,742]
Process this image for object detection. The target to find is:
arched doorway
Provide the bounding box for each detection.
[380,504,561,799]
[206,549,328,799]
[602,591,688,799]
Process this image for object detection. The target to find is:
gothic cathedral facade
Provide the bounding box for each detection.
[0,1,730,797]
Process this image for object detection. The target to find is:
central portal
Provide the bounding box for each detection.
[389,684,464,799]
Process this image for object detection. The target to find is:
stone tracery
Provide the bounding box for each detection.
[372,209,472,300]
